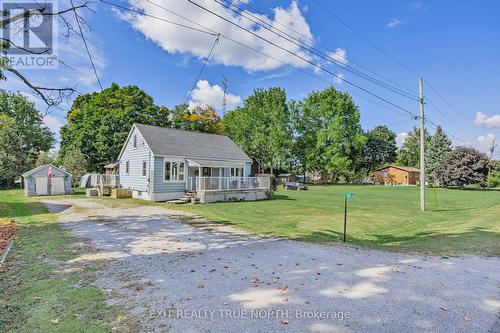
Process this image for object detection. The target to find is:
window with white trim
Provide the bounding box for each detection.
[381,171,388,177]
[202,167,211,177]
[133,135,137,148]
[164,160,185,181]
[230,167,244,177]
[142,161,147,177]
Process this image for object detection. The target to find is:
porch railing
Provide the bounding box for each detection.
[196,177,270,192]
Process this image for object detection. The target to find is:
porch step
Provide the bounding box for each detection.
[166,192,199,204]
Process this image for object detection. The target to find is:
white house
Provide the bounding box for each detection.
[117,124,270,203]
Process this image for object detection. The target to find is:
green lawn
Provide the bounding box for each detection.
[172,185,500,256]
[0,190,117,333]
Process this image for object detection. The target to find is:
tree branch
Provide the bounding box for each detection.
[4,65,76,108]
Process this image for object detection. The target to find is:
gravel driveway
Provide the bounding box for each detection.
[42,199,500,333]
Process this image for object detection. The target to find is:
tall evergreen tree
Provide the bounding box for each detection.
[396,127,430,168]
[425,126,452,184]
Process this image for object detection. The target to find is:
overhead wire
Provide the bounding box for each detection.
[184,33,220,105]
[187,0,417,117]
[216,0,420,102]
[103,0,417,119]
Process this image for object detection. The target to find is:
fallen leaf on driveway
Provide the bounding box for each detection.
[197,284,205,288]
[282,298,288,302]
[281,320,289,325]
[440,307,447,311]
[277,287,288,292]
[464,316,470,321]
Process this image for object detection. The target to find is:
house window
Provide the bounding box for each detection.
[230,167,244,177]
[164,160,185,181]
[133,135,137,148]
[381,171,388,177]
[126,161,130,175]
[142,161,147,177]
[202,167,211,177]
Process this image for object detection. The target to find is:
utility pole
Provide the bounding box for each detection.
[489,136,497,160]
[221,74,228,115]
[419,78,425,211]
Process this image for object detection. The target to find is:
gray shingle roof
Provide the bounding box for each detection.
[134,123,252,161]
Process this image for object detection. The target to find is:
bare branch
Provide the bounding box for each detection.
[4,64,76,108]
[0,2,90,29]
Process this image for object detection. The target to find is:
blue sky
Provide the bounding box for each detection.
[2,0,500,156]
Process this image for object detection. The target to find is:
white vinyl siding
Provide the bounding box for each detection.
[119,126,151,192]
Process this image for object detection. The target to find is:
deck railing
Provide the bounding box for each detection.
[195,177,270,192]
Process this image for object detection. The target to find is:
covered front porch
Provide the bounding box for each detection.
[184,159,270,203]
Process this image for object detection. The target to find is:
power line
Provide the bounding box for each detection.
[217,0,420,102]
[424,79,469,122]
[101,0,414,119]
[312,0,473,136]
[236,0,416,96]
[184,34,220,105]
[312,0,421,78]
[98,0,218,36]
[424,116,465,144]
[187,0,416,117]
[70,0,103,91]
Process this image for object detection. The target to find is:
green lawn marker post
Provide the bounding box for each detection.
[343,192,355,242]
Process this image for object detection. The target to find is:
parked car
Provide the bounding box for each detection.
[284,181,308,191]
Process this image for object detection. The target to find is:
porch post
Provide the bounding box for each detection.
[198,166,202,191]
[219,167,222,190]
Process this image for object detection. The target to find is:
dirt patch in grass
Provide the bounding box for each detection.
[0,218,17,252]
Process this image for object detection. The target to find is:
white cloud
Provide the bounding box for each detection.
[478,133,496,144]
[120,0,313,71]
[410,2,426,12]
[187,80,241,111]
[386,18,402,28]
[328,48,347,65]
[334,73,344,84]
[43,114,64,140]
[396,132,408,147]
[474,112,500,129]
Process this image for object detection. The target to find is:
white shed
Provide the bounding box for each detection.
[22,164,73,196]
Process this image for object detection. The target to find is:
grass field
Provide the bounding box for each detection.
[0,190,116,333]
[171,185,500,256]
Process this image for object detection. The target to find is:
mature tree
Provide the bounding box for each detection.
[396,127,430,168]
[61,147,87,186]
[1,2,92,107]
[291,87,365,182]
[487,160,500,188]
[59,83,170,172]
[35,150,56,166]
[0,90,54,186]
[0,114,24,187]
[425,126,452,184]
[435,146,490,187]
[362,125,397,175]
[171,104,222,134]
[223,87,292,173]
